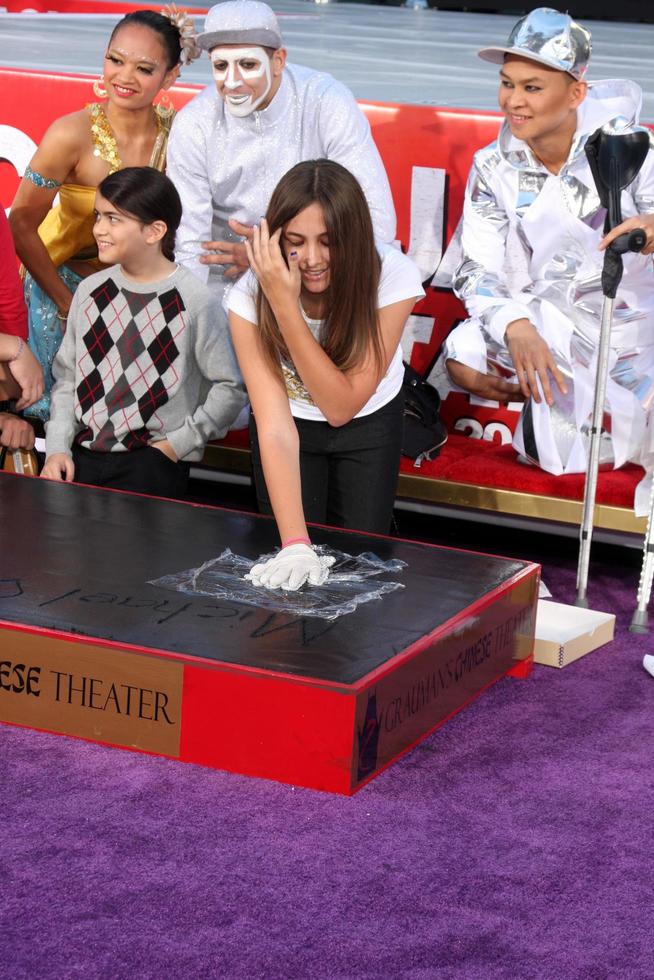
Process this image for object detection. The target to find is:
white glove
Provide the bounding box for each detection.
[246,543,335,592]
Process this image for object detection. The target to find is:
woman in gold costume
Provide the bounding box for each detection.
[9,8,199,420]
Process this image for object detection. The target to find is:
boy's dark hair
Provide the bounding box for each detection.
[98,166,182,261]
[110,10,181,70]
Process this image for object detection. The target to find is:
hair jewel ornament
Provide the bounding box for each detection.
[161,4,201,65]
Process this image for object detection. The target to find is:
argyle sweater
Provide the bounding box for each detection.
[45,264,246,462]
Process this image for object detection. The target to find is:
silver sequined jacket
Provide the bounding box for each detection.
[453,79,654,350]
[167,62,397,291]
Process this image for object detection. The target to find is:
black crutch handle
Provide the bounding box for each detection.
[602,227,647,297]
[609,228,647,254]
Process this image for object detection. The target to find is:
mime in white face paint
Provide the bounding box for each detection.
[211,46,272,117]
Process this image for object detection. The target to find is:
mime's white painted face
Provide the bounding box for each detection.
[211,46,272,117]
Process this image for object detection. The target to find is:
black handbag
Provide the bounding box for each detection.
[401,362,448,467]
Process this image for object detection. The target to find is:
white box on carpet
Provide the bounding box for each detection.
[533,600,615,668]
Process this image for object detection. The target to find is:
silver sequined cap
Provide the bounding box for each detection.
[197,0,283,53]
[477,7,592,80]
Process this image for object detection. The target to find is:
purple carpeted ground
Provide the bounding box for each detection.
[1,525,653,980]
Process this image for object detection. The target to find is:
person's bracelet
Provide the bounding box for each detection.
[55,309,68,322]
[8,337,24,362]
[281,536,311,549]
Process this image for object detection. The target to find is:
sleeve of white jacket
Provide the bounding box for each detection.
[166,102,214,286]
[317,80,396,245]
[453,153,536,346]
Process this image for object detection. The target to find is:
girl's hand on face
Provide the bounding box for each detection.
[246,220,301,309]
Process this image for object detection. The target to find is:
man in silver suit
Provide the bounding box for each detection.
[167,0,396,299]
[440,8,654,478]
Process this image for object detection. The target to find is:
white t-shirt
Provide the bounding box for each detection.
[227,242,424,421]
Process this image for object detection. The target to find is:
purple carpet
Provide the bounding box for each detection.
[2,525,653,979]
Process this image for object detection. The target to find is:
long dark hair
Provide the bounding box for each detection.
[109,11,182,70]
[98,166,182,261]
[256,159,382,378]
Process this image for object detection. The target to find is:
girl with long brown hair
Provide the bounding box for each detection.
[228,159,423,591]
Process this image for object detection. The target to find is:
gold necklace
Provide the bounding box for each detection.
[88,102,122,174]
[87,103,172,174]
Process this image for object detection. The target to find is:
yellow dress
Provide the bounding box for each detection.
[37,101,174,268]
[25,101,174,419]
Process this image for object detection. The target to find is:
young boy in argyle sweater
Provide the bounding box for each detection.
[42,167,245,499]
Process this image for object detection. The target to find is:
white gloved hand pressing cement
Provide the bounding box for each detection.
[246,543,336,592]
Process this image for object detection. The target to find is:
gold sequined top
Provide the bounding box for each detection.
[38,102,174,268]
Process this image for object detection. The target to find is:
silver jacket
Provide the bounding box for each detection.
[453,79,654,351]
[167,62,396,292]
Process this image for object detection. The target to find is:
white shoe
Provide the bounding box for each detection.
[643,655,654,678]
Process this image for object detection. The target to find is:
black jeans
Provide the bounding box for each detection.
[249,388,404,535]
[72,444,190,500]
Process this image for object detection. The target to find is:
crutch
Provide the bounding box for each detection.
[630,473,654,633]
[575,123,649,608]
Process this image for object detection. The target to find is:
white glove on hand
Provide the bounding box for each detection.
[246,543,336,592]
